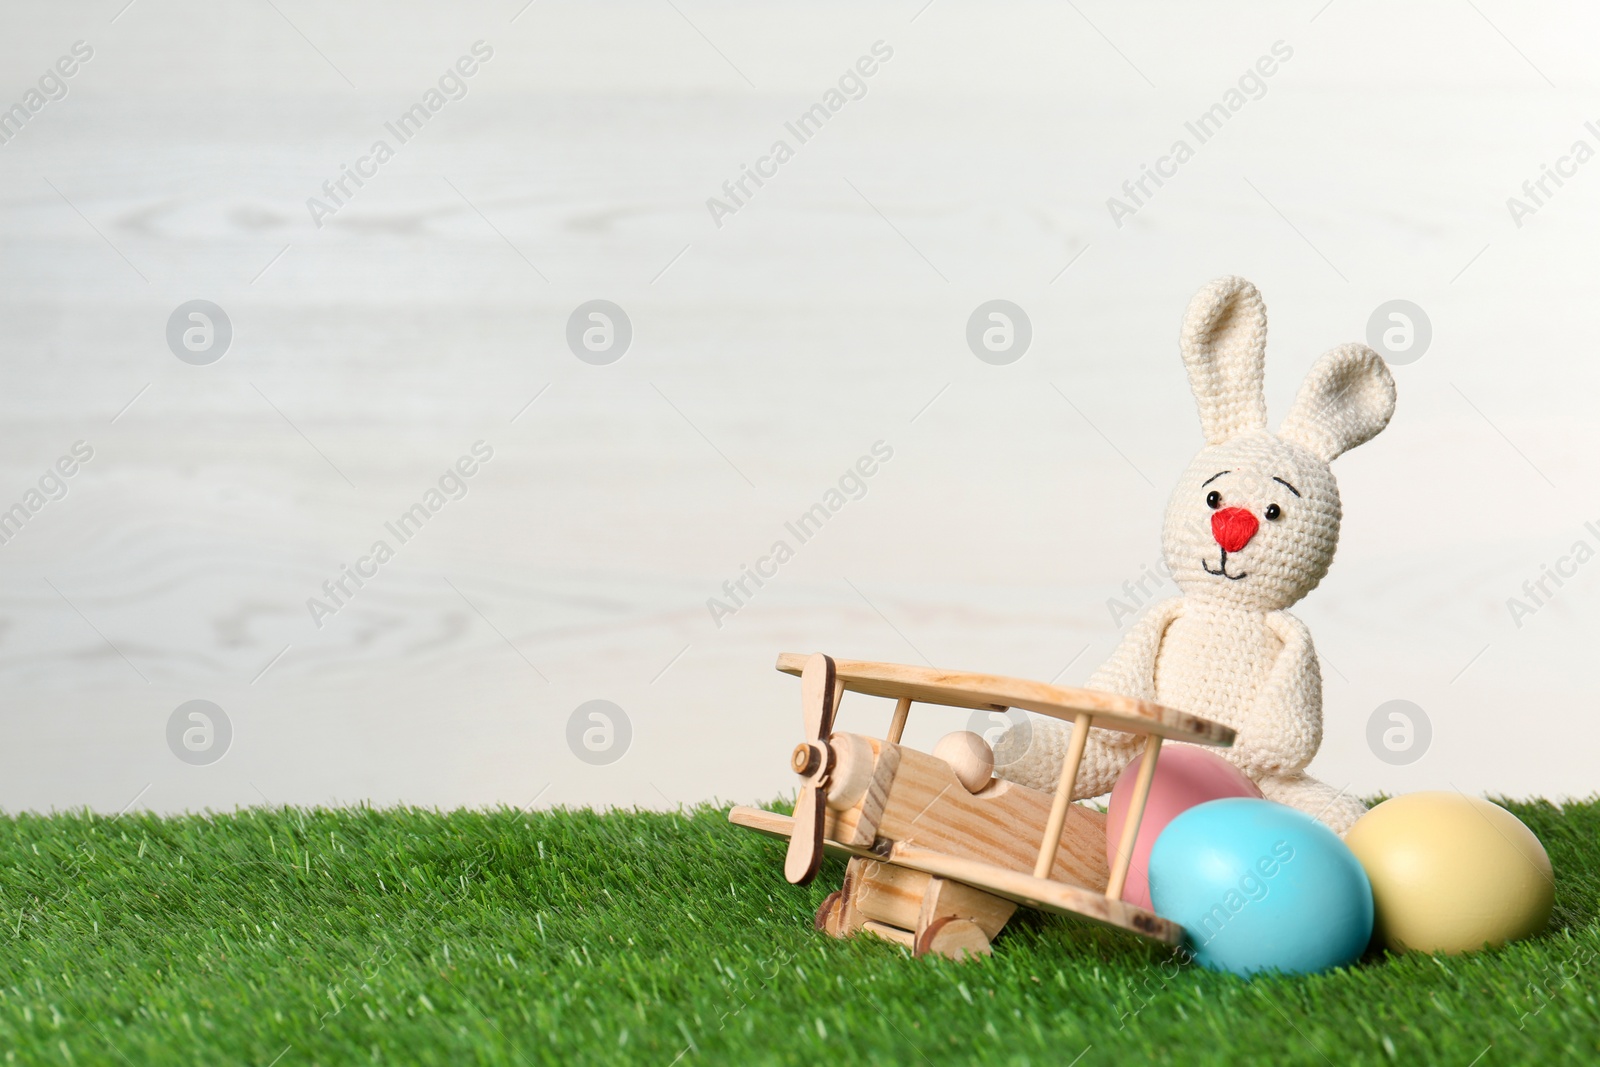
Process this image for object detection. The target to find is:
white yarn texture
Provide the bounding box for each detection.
[994,276,1396,836]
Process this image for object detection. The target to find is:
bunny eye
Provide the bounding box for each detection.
[1264,503,1281,521]
[1205,490,1222,509]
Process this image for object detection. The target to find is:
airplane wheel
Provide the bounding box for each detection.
[914,917,991,961]
[814,891,842,934]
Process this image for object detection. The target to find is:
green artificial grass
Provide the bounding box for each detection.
[0,799,1596,1065]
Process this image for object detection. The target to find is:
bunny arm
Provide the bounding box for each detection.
[993,598,1183,798]
[1087,596,1184,703]
[1229,610,1323,778]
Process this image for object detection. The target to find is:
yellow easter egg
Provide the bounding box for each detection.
[1344,792,1553,955]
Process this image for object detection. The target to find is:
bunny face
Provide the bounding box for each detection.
[1164,277,1396,611]
[1164,431,1340,610]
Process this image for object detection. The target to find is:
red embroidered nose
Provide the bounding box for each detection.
[1212,507,1259,553]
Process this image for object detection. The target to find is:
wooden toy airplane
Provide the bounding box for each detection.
[729,652,1235,959]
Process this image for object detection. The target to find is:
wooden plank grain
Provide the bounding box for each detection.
[775,652,1233,746]
[871,746,1110,891]
[727,807,1180,945]
[886,843,1183,945]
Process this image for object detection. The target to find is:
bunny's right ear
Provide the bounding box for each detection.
[1278,343,1396,463]
[1179,276,1269,445]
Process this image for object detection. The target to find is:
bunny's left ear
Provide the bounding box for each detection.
[1278,344,1397,462]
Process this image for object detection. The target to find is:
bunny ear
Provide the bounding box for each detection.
[1278,344,1396,462]
[1180,276,1269,444]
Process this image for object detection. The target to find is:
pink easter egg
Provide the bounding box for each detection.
[1106,745,1263,911]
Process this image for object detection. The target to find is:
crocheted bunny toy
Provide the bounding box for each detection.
[994,276,1396,835]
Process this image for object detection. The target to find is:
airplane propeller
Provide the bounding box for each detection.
[784,652,839,885]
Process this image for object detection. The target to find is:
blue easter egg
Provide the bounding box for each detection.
[1148,798,1373,977]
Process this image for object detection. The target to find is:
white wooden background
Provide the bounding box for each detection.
[3,0,1599,813]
